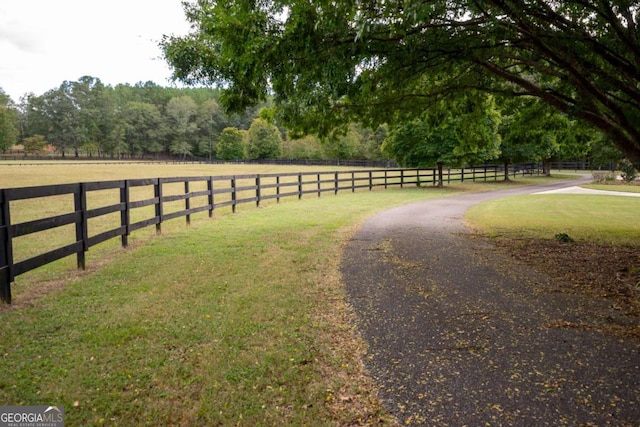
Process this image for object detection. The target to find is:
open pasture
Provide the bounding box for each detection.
[2,163,638,424]
[0,172,467,425]
[0,162,575,291]
[0,161,358,187]
[1,162,377,286]
[0,161,518,290]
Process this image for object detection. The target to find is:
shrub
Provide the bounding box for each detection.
[554,232,574,243]
[591,170,616,183]
[618,159,637,183]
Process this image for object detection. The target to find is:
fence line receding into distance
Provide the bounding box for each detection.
[0,164,540,303]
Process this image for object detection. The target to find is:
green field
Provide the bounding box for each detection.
[0,161,352,188]
[2,163,636,425]
[0,162,466,425]
[465,193,640,245]
[583,183,640,193]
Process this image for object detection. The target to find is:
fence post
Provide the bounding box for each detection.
[317,173,321,197]
[369,171,373,190]
[207,177,214,217]
[155,179,163,233]
[384,170,388,189]
[351,172,355,192]
[0,190,14,304]
[120,181,130,247]
[256,175,261,207]
[231,177,237,213]
[185,180,191,225]
[334,172,339,195]
[276,176,281,203]
[400,169,404,188]
[74,183,88,270]
[298,173,303,199]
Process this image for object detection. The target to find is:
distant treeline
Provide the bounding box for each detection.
[0,77,390,162]
[0,78,627,170]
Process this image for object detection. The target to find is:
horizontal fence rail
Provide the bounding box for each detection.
[0,164,540,303]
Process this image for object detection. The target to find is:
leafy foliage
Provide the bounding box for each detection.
[166,96,199,159]
[382,92,501,168]
[554,233,575,243]
[22,134,47,155]
[216,127,245,160]
[618,159,638,182]
[162,0,640,164]
[3,78,392,162]
[0,105,18,151]
[497,97,567,177]
[245,118,283,159]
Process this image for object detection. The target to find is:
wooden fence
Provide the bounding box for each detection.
[0,164,539,303]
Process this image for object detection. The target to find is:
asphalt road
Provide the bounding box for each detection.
[341,176,640,426]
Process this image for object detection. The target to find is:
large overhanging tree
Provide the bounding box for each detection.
[162,0,640,164]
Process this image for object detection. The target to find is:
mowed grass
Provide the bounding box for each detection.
[0,184,466,425]
[0,162,372,285]
[0,161,337,187]
[465,193,640,245]
[583,183,640,193]
[0,163,585,425]
[0,161,456,425]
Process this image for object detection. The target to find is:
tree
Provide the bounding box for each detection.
[245,118,282,159]
[360,124,389,160]
[169,139,193,159]
[0,91,18,151]
[497,98,566,179]
[123,101,165,156]
[322,125,365,160]
[166,96,198,158]
[589,135,623,170]
[282,134,324,160]
[22,135,47,155]
[104,125,128,158]
[217,127,245,160]
[33,83,84,157]
[162,0,640,165]
[196,98,226,159]
[383,92,501,185]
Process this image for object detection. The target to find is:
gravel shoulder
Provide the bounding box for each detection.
[341,177,640,426]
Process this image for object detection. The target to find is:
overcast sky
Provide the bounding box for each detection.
[0,0,193,101]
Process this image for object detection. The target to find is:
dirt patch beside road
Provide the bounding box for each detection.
[483,236,640,335]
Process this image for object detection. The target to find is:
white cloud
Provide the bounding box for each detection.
[0,0,192,101]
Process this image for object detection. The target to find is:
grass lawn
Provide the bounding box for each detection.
[465,193,640,245]
[583,183,640,193]
[0,161,356,188]
[0,163,579,425]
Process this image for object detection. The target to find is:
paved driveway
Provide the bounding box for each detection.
[341,177,640,426]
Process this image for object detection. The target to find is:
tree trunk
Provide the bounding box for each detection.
[503,160,511,181]
[437,162,444,187]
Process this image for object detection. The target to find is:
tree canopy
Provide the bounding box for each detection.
[162,0,640,164]
[0,90,18,151]
[383,91,501,184]
[245,118,283,159]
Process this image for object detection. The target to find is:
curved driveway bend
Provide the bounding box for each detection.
[341,176,640,426]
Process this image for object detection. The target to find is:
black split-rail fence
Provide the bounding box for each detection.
[0,164,540,303]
